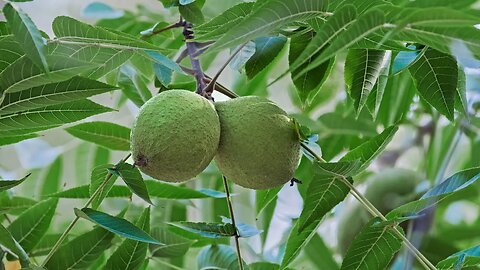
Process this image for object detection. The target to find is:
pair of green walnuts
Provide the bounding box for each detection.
[130,90,301,190]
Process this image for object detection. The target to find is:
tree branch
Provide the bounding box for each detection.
[40,153,131,267]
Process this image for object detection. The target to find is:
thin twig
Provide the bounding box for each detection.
[41,154,131,267]
[222,176,244,270]
[141,18,185,39]
[204,42,248,96]
[302,145,436,269]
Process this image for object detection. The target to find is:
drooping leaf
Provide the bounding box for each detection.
[39,157,62,197]
[179,2,205,25]
[208,0,328,52]
[366,51,391,119]
[65,121,131,151]
[280,218,321,268]
[409,48,458,121]
[117,65,152,107]
[7,198,58,253]
[90,163,118,209]
[289,31,335,105]
[245,36,287,79]
[387,167,480,219]
[44,227,114,270]
[75,208,162,244]
[297,161,360,232]
[455,66,468,117]
[3,3,48,72]
[392,46,423,75]
[197,244,248,270]
[169,222,236,239]
[296,9,385,79]
[104,207,151,270]
[149,227,193,258]
[0,224,29,266]
[340,218,403,270]
[344,49,386,114]
[29,234,68,257]
[0,173,30,192]
[0,99,113,136]
[256,187,281,217]
[0,77,116,116]
[340,126,398,173]
[113,162,152,205]
[229,41,256,71]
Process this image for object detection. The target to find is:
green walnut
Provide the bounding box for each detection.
[130,90,220,182]
[214,96,301,190]
[337,168,422,254]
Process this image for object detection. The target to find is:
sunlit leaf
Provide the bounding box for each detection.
[3,3,48,71]
[66,121,131,151]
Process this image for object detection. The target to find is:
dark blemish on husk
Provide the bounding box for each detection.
[134,154,148,167]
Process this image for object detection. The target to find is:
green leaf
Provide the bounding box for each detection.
[114,162,152,205]
[208,0,328,52]
[145,180,227,199]
[0,224,29,266]
[0,55,96,97]
[0,35,24,73]
[197,244,248,270]
[90,163,118,209]
[289,5,357,74]
[437,245,480,269]
[296,9,385,79]
[29,233,68,257]
[39,157,62,197]
[256,187,281,217]
[344,49,386,114]
[298,161,360,232]
[195,2,254,41]
[0,77,117,116]
[280,218,320,269]
[169,222,235,238]
[0,99,113,136]
[246,36,287,79]
[366,52,391,119]
[289,31,335,105]
[220,217,262,238]
[47,185,130,199]
[0,173,30,192]
[7,198,58,253]
[304,234,339,270]
[104,207,151,270]
[52,16,166,52]
[314,112,378,137]
[3,3,48,72]
[65,121,131,151]
[44,227,114,270]
[117,65,152,107]
[340,218,403,270]
[75,208,162,244]
[455,67,468,117]
[387,167,480,219]
[0,196,37,215]
[179,3,204,25]
[83,2,124,19]
[149,227,193,257]
[47,43,134,79]
[408,48,458,121]
[0,133,38,146]
[0,22,11,36]
[340,126,398,173]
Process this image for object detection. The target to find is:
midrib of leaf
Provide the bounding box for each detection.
[67,129,129,146]
[16,201,56,244]
[422,53,452,117]
[344,226,392,270]
[67,232,111,270]
[402,26,480,52]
